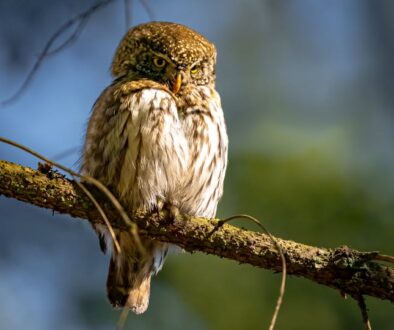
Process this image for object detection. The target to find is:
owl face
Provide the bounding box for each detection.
[112,22,217,93]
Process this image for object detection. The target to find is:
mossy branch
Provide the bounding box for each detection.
[0,159,393,303]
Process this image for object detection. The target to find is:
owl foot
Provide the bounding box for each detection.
[153,199,179,222]
[162,202,180,221]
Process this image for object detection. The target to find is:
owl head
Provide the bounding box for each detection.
[111,21,217,93]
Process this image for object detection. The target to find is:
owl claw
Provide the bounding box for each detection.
[163,203,180,220]
[153,199,179,221]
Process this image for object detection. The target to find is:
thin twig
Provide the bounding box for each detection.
[116,308,130,330]
[0,136,120,253]
[138,0,155,20]
[354,295,372,330]
[375,254,394,264]
[0,0,158,106]
[75,179,121,253]
[51,146,80,161]
[219,214,286,330]
[124,0,133,30]
[0,0,116,106]
[46,18,89,56]
[0,136,145,256]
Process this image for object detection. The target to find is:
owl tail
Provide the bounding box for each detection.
[105,234,168,314]
[106,254,152,314]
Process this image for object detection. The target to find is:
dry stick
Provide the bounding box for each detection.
[0,136,145,256]
[75,180,121,253]
[375,254,394,264]
[354,295,372,330]
[117,308,130,330]
[0,0,117,106]
[219,214,286,330]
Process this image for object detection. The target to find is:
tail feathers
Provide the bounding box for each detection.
[125,276,151,314]
[106,255,152,314]
[105,236,169,314]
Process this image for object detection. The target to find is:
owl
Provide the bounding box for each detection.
[82,22,228,314]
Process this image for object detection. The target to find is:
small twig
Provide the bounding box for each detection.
[375,254,394,264]
[0,136,145,256]
[219,214,286,330]
[116,308,130,330]
[46,18,89,56]
[51,146,80,161]
[0,0,116,106]
[75,180,121,253]
[138,0,155,20]
[0,136,120,253]
[354,295,372,330]
[0,0,158,106]
[124,0,133,30]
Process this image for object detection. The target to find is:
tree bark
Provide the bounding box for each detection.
[0,159,393,302]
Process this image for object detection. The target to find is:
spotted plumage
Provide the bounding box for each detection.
[82,21,228,314]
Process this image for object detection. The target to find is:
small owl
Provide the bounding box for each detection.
[82,22,228,314]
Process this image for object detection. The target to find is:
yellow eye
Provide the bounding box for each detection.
[190,66,199,74]
[153,57,166,68]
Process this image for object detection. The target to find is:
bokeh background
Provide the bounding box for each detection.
[0,0,393,329]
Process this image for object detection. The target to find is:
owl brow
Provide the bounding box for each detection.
[190,60,203,68]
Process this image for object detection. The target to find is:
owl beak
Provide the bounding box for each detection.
[171,73,182,94]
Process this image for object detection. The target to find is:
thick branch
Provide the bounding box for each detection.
[0,159,393,302]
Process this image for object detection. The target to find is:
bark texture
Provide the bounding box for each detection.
[0,159,393,302]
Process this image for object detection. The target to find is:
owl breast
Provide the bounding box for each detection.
[83,85,190,211]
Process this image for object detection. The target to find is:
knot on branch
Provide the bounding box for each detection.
[331,246,380,270]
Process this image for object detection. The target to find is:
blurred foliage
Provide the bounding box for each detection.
[226,152,394,252]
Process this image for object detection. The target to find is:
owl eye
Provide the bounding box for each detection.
[153,57,166,68]
[190,65,199,75]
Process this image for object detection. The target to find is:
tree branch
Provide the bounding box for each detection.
[0,159,393,303]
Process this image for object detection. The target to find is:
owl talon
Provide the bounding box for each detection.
[162,202,180,221]
[153,200,179,221]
